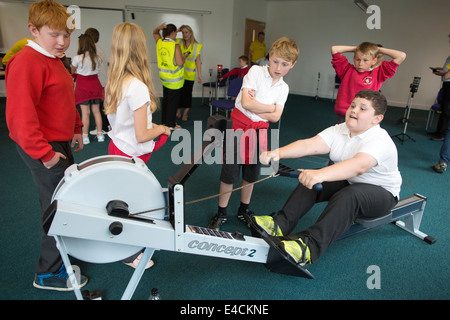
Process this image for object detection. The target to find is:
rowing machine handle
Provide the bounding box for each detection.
[278,170,323,191]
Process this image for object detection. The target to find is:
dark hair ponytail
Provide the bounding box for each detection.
[162,23,177,39]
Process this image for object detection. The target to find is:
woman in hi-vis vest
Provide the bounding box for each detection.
[153,23,187,130]
[176,25,203,122]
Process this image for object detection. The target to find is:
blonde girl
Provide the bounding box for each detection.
[105,22,170,164]
[177,25,203,121]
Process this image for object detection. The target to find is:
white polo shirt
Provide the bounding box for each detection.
[107,77,155,156]
[318,123,402,198]
[72,52,102,76]
[234,65,289,122]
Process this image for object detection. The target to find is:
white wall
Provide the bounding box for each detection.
[0,0,236,98]
[230,0,267,70]
[265,0,450,109]
[1,0,449,110]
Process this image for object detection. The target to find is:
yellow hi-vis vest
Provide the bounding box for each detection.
[177,39,203,81]
[157,39,184,90]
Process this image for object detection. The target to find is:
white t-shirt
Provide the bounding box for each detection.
[234,65,289,122]
[318,123,402,198]
[107,77,155,156]
[72,52,102,76]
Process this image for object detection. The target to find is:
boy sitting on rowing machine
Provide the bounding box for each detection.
[252,89,401,265]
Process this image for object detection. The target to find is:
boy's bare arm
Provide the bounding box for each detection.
[241,88,282,122]
[331,45,357,55]
[378,47,406,65]
[260,135,330,165]
[257,104,283,122]
[299,152,377,190]
[241,88,275,113]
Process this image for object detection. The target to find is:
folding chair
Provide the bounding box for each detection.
[210,77,243,117]
[201,68,229,104]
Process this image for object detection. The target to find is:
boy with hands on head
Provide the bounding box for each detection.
[331,42,406,123]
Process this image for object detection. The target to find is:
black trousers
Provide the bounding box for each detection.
[162,86,182,127]
[17,142,74,274]
[273,181,397,263]
[436,81,450,136]
[180,80,194,109]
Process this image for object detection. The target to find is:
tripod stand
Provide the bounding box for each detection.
[392,77,421,144]
[311,72,320,101]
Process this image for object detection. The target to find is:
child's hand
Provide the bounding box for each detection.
[298,169,323,190]
[71,133,83,152]
[162,125,171,136]
[43,152,67,169]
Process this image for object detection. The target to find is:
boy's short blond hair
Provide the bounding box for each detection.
[269,37,299,63]
[356,42,379,58]
[356,42,383,68]
[28,0,72,33]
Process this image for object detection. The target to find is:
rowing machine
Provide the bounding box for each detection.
[43,117,313,300]
[43,116,435,300]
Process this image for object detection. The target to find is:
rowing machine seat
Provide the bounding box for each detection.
[355,213,392,228]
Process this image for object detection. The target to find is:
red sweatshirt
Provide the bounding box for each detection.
[332,53,399,116]
[222,66,250,80]
[6,45,82,162]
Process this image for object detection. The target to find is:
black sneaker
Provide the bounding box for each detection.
[33,264,88,291]
[430,135,445,141]
[208,214,227,230]
[237,208,253,224]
